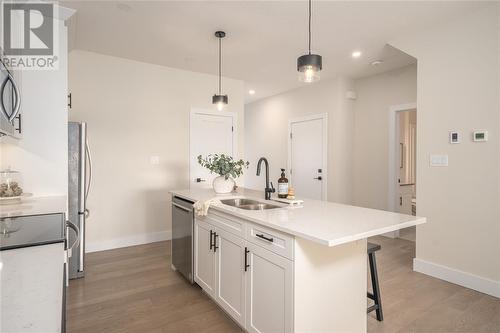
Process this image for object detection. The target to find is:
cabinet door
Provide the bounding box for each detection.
[214,228,246,327]
[245,243,293,333]
[194,220,215,297]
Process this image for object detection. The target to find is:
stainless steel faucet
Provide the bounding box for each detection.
[256,157,275,200]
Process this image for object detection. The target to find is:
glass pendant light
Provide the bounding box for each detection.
[297,0,322,83]
[213,31,228,110]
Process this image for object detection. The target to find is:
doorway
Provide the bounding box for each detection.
[388,104,417,241]
[288,114,327,200]
[189,109,237,189]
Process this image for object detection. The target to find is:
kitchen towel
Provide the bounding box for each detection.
[193,198,220,216]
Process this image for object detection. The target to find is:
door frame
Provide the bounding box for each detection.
[189,108,238,185]
[387,103,417,238]
[287,113,328,201]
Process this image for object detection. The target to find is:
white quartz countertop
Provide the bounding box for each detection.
[0,196,67,218]
[171,188,426,247]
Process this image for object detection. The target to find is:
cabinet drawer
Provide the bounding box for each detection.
[200,210,245,238]
[246,223,294,260]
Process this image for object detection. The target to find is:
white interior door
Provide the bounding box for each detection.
[289,115,326,200]
[190,110,235,188]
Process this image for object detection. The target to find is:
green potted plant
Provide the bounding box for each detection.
[197,154,249,194]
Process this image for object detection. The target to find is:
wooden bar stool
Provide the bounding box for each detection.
[367,242,383,321]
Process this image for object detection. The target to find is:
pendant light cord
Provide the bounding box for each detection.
[218,37,222,94]
[308,0,311,55]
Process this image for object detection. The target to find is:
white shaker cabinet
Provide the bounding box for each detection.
[215,228,246,327]
[194,220,216,297]
[245,242,293,333]
[194,216,294,333]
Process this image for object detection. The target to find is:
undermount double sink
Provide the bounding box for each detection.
[220,198,282,211]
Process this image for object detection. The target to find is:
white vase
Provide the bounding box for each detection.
[212,176,235,194]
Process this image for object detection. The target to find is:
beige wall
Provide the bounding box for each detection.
[391,4,500,283]
[245,77,354,203]
[0,19,68,197]
[68,50,244,251]
[352,65,417,210]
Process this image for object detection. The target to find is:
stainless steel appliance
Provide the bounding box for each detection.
[68,122,92,279]
[171,196,195,283]
[0,58,21,138]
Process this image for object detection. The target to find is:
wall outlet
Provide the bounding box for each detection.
[150,155,160,165]
[430,154,448,167]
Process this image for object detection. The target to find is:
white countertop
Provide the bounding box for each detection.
[171,188,426,247]
[0,196,67,218]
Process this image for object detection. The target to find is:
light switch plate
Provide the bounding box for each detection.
[430,154,448,167]
[449,131,460,144]
[473,130,488,142]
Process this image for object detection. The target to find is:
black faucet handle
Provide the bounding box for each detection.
[269,182,275,193]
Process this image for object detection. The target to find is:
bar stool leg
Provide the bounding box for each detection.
[368,252,383,321]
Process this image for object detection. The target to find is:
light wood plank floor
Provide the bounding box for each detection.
[68,237,500,333]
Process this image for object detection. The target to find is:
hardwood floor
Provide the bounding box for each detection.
[67,237,500,333]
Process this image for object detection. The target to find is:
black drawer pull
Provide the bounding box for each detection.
[244,247,250,272]
[213,232,219,252]
[256,233,274,242]
[209,230,214,250]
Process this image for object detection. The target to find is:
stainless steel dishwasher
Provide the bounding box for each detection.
[171,196,195,283]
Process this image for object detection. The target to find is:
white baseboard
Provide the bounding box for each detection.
[413,258,500,298]
[86,230,172,253]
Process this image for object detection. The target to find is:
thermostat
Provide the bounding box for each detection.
[473,130,488,142]
[449,131,460,144]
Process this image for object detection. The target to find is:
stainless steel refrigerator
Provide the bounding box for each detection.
[68,122,92,279]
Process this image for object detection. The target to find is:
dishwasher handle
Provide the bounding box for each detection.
[172,202,192,213]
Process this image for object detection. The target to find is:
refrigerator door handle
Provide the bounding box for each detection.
[78,213,85,272]
[85,139,92,203]
[66,220,80,258]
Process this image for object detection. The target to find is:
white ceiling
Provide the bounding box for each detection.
[63,1,488,103]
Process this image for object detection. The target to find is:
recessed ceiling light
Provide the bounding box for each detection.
[370,60,384,66]
[248,90,256,95]
[351,51,362,58]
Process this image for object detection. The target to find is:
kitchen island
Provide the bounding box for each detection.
[170,188,426,333]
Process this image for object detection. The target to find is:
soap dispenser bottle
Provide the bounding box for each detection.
[277,169,289,199]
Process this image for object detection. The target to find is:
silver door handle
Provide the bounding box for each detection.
[172,202,192,213]
[85,139,93,202]
[0,73,21,122]
[0,77,9,120]
[66,220,80,257]
[9,74,21,122]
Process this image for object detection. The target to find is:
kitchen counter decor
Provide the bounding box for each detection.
[197,154,249,194]
[0,168,23,201]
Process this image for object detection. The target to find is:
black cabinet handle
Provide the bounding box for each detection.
[213,232,219,252]
[256,233,274,243]
[209,230,214,250]
[244,247,250,272]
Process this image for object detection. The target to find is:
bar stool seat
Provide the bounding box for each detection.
[367,242,383,321]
